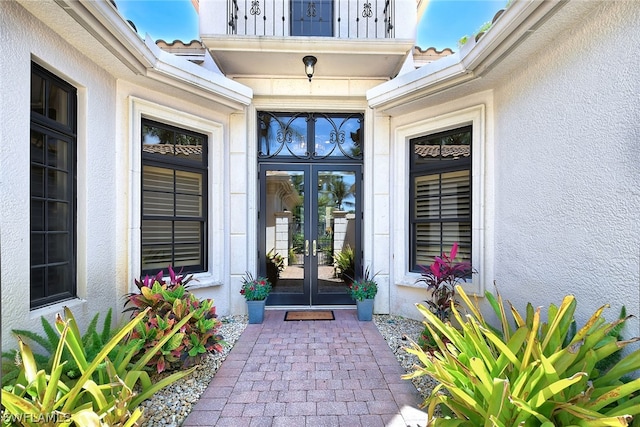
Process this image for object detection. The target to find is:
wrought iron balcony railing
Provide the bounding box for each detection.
[227,0,394,38]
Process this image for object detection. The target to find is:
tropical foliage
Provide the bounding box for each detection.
[404,285,640,426]
[415,243,472,351]
[1,307,196,426]
[333,244,355,283]
[124,266,224,373]
[2,309,115,387]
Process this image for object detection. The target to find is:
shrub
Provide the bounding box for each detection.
[124,266,224,373]
[404,285,640,426]
[1,307,196,426]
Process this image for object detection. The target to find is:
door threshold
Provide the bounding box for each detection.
[266,305,356,311]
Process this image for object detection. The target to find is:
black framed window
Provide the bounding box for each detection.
[141,119,207,275]
[30,62,77,309]
[410,126,472,272]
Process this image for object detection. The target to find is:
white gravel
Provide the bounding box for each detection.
[139,313,435,426]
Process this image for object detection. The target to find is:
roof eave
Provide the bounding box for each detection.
[56,0,253,109]
[145,39,253,110]
[367,0,568,112]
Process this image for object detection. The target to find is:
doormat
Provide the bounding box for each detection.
[284,310,335,321]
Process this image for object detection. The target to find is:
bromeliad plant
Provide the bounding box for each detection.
[2,308,115,387]
[124,266,224,373]
[1,307,196,426]
[404,285,640,426]
[240,272,272,301]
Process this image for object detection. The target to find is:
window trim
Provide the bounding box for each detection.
[393,104,489,296]
[30,62,77,309]
[129,97,225,290]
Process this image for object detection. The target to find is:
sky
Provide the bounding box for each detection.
[116,0,507,51]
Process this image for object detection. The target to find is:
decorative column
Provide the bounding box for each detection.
[274,211,292,266]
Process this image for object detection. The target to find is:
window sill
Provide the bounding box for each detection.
[30,298,87,320]
[396,272,481,296]
[187,272,223,290]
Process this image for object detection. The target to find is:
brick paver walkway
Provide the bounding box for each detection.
[183,309,428,426]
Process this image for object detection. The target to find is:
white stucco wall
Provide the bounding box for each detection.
[491,0,640,337]
[1,1,121,351]
[380,1,640,341]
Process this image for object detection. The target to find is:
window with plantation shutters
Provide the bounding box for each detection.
[410,126,471,272]
[141,120,207,275]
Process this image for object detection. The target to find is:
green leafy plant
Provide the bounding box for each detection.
[240,272,272,301]
[404,285,640,426]
[1,307,196,426]
[267,248,285,275]
[266,248,285,286]
[415,243,472,352]
[2,309,115,387]
[349,267,378,301]
[333,244,355,284]
[124,266,224,373]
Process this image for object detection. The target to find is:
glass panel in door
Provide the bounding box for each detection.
[261,168,308,305]
[260,165,360,305]
[312,169,359,304]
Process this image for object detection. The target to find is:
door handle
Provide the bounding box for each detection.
[313,240,317,257]
[305,240,309,256]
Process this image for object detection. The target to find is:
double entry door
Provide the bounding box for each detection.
[259,163,361,305]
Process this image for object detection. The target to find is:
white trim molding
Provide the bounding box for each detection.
[392,101,493,297]
[128,96,226,290]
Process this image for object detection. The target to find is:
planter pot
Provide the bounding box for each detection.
[247,300,266,324]
[356,298,374,321]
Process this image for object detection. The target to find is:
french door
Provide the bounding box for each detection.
[259,163,361,305]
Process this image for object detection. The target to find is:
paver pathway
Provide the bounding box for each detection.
[183,309,428,426]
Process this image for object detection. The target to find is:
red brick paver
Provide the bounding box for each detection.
[183,309,428,426]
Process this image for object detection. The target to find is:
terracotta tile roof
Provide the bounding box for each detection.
[414,145,470,158]
[155,40,205,64]
[143,144,202,157]
[413,46,454,67]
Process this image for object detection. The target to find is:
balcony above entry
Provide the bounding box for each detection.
[199,0,416,79]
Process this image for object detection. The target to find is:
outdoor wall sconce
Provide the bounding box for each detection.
[303,55,317,81]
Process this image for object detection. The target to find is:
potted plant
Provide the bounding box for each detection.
[349,267,378,321]
[240,272,272,324]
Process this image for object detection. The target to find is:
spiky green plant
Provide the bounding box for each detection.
[2,309,115,386]
[404,285,640,426]
[1,307,196,426]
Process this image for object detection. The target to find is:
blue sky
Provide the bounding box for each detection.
[116,0,506,50]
